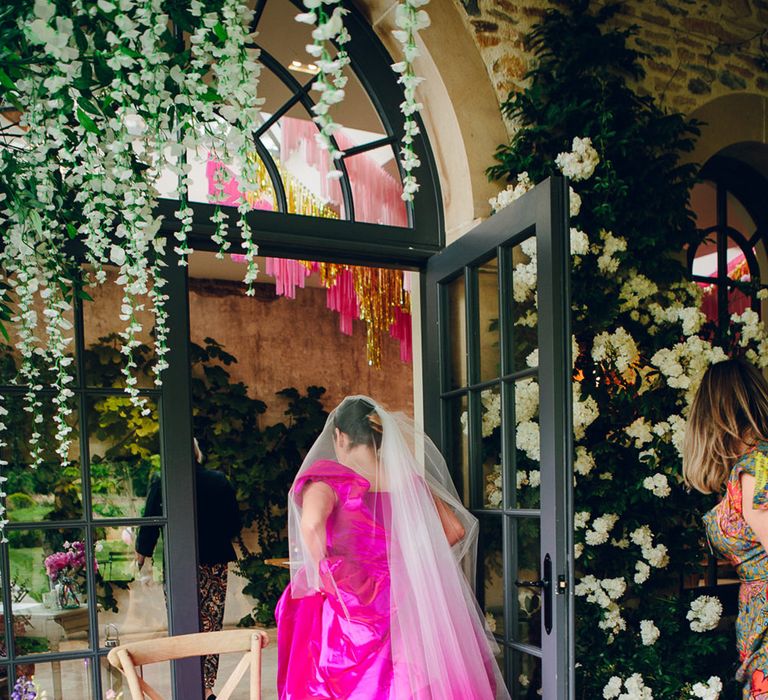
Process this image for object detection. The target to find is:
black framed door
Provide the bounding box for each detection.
[422,176,574,699]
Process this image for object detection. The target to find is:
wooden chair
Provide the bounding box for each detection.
[107,629,269,700]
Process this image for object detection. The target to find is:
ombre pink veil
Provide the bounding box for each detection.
[287,396,510,699]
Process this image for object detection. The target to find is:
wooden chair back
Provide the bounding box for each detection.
[107,629,269,700]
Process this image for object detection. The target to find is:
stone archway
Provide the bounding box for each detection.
[355,0,509,242]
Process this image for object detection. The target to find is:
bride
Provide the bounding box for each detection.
[276,396,509,699]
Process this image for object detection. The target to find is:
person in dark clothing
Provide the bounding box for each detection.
[136,439,241,700]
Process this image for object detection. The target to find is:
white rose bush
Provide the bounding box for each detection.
[486,4,756,698]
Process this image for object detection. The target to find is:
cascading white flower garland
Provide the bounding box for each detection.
[297,1,352,180]
[297,0,430,198]
[0,0,264,464]
[390,0,430,201]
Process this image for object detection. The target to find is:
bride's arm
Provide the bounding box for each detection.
[433,495,466,546]
[301,481,337,563]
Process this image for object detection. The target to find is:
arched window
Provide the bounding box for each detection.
[688,155,768,332]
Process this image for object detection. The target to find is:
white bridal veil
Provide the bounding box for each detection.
[287,395,510,700]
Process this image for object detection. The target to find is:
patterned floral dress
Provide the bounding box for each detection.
[704,441,768,699]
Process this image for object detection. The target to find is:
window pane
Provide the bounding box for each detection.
[343,143,407,226]
[445,274,467,390]
[95,527,168,648]
[2,400,82,523]
[478,257,501,382]
[514,377,540,509]
[510,239,538,371]
[727,190,756,236]
[9,529,91,657]
[512,650,542,700]
[479,386,503,510]
[82,266,157,390]
[447,394,470,507]
[513,518,541,647]
[727,236,754,283]
[479,516,504,638]
[14,658,94,700]
[690,180,717,230]
[691,236,717,278]
[87,396,161,520]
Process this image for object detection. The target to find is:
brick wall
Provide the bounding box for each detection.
[454,0,768,126]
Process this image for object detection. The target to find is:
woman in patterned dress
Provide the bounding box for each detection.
[685,359,768,699]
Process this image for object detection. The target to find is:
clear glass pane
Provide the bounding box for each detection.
[510,239,538,371]
[100,656,171,699]
[3,401,82,522]
[691,235,717,278]
[513,650,542,700]
[513,518,541,647]
[690,180,717,230]
[14,657,94,700]
[479,517,504,638]
[82,266,157,389]
[10,529,90,657]
[343,144,407,226]
[729,284,753,317]
[514,378,540,509]
[727,236,753,283]
[87,396,161,519]
[95,527,168,648]
[446,274,467,390]
[478,257,501,382]
[479,386,503,510]
[727,190,756,236]
[447,395,470,507]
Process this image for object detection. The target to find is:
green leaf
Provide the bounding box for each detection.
[213,22,228,42]
[76,108,99,134]
[78,97,100,116]
[66,223,77,239]
[0,67,15,92]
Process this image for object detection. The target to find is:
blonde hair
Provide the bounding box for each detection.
[684,358,768,493]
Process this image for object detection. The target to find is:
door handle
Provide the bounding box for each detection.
[514,554,553,635]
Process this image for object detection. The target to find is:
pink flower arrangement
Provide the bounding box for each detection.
[44,541,93,582]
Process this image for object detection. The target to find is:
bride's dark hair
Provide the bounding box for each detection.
[334,397,383,449]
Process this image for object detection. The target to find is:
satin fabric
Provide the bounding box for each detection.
[276,460,500,700]
[276,461,393,699]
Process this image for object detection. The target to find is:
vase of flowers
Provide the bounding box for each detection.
[44,541,89,609]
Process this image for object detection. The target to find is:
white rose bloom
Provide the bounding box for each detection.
[575,511,591,529]
[555,136,600,181]
[642,473,671,498]
[690,676,723,700]
[585,514,619,546]
[592,327,639,375]
[687,595,722,633]
[625,417,653,448]
[595,230,628,274]
[574,543,584,559]
[574,446,596,476]
[604,676,623,699]
[570,227,589,257]
[517,421,540,461]
[489,171,534,212]
[634,560,651,584]
[528,469,541,488]
[619,273,658,312]
[515,378,539,424]
[639,619,660,646]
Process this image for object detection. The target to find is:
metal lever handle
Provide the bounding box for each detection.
[514,579,545,588]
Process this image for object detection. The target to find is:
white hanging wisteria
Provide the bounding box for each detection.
[296,0,431,198]
[0,0,264,467]
[297,0,352,180]
[390,0,430,201]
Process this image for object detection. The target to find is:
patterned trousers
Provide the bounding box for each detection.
[199,563,229,689]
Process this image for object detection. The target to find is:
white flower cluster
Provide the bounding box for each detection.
[630,525,669,569]
[647,302,706,337]
[690,676,723,700]
[687,595,722,633]
[624,417,653,448]
[595,230,628,275]
[573,382,599,439]
[634,560,651,585]
[585,513,619,545]
[489,172,534,213]
[555,136,600,181]
[516,421,540,461]
[575,575,627,637]
[639,619,660,646]
[732,309,768,367]
[651,336,728,406]
[603,674,654,700]
[299,1,352,180]
[390,0,431,200]
[592,327,639,376]
[619,274,658,312]
[515,378,539,424]
[642,473,671,498]
[574,446,596,476]
[485,463,502,508]
[571,227,590,259]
